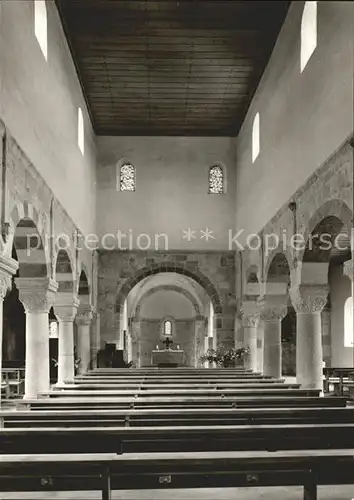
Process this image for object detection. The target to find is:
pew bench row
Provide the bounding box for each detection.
[2,406,354,428]
[1,422,354,454]
[1,449,354,500]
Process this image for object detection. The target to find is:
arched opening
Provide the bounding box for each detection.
[2,247,25,370]
[300,204,352,373]
[123,271,209,368]
[3,217,49,398]
[265,252,294,377]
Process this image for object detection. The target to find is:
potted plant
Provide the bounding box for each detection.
[199,345,250,368]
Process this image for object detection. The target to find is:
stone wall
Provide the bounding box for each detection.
[139,318,195,367]
[0,0,97,236]
[0,119,94,306]
[235,1,353,242]
[96,135,236,250]
[97,250,236,347]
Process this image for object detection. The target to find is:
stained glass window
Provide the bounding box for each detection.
[164,320,172,336]
[209,165,224,194]
[120,163,136,192]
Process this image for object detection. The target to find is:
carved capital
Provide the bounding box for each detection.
[260,306,287,322]
[259,295,288,322]
[76,305,93,326]
[0,254,18,300]
[242,314,259,328]
[289,285,329,314]
[15,277,58,313]
[343,259,353,282]
[54,295,80,322]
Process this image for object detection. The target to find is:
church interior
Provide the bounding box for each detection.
[0,0,353,499]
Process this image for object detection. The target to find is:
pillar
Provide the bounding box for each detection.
[290,285,329,389]
[343,259,353,368]
[76,305,93,374]
[54,297,79,384]
[16,277,57,398]
[242,314,258,372]
[321,304,331,367]
[131,319,141,368]
[260,304,287,379]
[256,320,264,374]
[195,316,206,368]
[0,255,18,407]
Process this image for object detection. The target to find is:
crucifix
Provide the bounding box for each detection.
[162,337,173,350]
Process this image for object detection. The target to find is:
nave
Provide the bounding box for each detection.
[0,367,354,499]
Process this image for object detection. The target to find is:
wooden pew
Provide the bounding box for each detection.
[2,406,354,428]
[323,367,354,395]
[41,388,321,398]
[1,422,354,454]
[71,377,288,385]
[55,382,301,391]
[1,449,354,500]
[17,395,347,411]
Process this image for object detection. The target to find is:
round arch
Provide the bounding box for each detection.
[131,284,201,318]
[55,249,75,293]
[298,199,352,264]
[116,264,222,314]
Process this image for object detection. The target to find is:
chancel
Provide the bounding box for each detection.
[0,1,353,500]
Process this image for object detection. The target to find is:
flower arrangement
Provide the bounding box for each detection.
[199,345,250,368]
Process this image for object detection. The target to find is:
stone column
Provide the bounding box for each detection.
[90,312,100,369]
[16,277,57,399]
[321,304,331,367]
[242,314,259,372]
[54,297,79,384]
[0,255,19,407]
[256,320,264,374]
[290,285,329,389]
[131,319,141,368]
[76,305,93,374]
[195,316,206,368]
[260,304,287,379]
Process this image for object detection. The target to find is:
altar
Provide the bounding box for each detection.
[151,349,184,367]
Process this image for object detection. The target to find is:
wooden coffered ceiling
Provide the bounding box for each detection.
[56,0,290,136]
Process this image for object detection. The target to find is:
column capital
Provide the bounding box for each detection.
[15,277,58,313]
[54,295,80,322]
[289,285,329,314]
[76,305,93,325]
[242,314,259,327]
[258,295,287,322]
[343,259,353,281]
[0,254,18,300]
[241,299,259,327]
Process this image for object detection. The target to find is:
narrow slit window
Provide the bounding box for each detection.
[344,296,353,347]
[252,113,260,163]
[209,165,224,194]
[34,0,48,61]
[78,108,84,155]
[301,1,317,73]
[164,320,172,336]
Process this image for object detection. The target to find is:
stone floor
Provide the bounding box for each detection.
[0,487,354,499]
